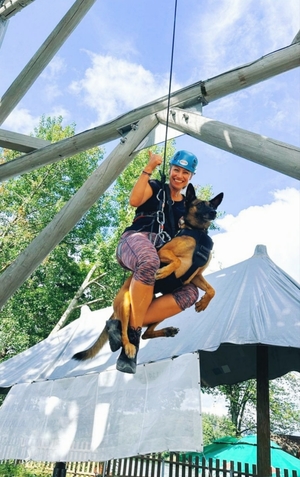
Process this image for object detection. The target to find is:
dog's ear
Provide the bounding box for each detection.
[185,183,197,203]
[210,192,224,209]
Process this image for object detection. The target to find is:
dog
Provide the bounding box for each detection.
[73,184,223,362]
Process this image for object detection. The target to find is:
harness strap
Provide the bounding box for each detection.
[164,183,176,238]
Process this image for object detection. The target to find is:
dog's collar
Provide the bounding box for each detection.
[181,217,208,232]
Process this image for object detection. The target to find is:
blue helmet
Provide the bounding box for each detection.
[169,150,198,174]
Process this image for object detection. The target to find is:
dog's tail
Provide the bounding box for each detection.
[72,314,113,361]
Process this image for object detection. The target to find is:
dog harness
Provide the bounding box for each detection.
[154,228,213,295]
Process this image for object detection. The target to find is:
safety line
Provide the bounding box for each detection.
[161,0,178,184]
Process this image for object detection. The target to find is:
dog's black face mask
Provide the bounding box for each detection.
[184,184,224,228]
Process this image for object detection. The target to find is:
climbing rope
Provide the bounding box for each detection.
[160,0,179,184]
[154,0,179,245]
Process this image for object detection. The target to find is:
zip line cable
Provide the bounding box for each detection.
[160,0,178,184]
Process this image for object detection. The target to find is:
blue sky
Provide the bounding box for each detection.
[1,0,299,282]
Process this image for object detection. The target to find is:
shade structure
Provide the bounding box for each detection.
[0,353,202,462]
[0,244,299,392]
[0,245,299,462]
[187,435,300,476]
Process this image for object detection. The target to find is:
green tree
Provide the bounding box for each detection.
[202,412,236,445]
[0,116,106,356]
[204,373,300,437]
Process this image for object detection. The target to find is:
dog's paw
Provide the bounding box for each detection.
[195,297,209,312]
[155,268,169,280]
[164,327,179,337]
[125,342,136,359]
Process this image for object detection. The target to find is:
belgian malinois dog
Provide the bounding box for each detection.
[73,184,223,362]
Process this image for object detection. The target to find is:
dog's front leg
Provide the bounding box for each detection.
[192,273,215,312]
[156,249,181,279]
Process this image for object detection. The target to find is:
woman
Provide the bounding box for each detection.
[111,149,199,373]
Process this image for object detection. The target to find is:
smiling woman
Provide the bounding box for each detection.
[106,149,200,374]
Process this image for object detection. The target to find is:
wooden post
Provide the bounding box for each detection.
[0,115,158,309]
[0,0,36,19]
[0,0,97,125]
[257,345,271,477]
[1,42,299,182]
[52,462,66,477]
[157,108,300,180]
[0,128,50,152]
[0,17,8,48]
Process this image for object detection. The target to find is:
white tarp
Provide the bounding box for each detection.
[0,245,299,391]
[0,353,202,461]
[0,244,299,461]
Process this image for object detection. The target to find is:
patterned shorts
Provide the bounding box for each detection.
[116,231,199,310]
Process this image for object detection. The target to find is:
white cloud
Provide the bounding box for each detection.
[207,188,300,283]
[69,52,181,125]
[43,83,63,102]
[188,0,300,79]
[41,56,66,81]
[2,106,71,135]
[2,108,40,135]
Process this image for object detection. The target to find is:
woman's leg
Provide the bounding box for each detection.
[116,232,160,327]
[142,293,182,326]
[143,283,199,326]
[115,232,160,373]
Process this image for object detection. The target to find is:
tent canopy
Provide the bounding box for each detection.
[0,244,299,392]
[0,245,299,462]
[187,435,300,476]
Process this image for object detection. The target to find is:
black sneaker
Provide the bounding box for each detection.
[116,326,141,374]
[106,319,122,352]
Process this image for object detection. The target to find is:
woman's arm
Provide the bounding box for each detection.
[129,151,163,207]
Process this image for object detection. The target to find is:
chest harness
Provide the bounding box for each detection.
[154,228,213,295]
[133,182,176,247]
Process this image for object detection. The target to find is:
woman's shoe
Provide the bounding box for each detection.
[116,326,142,374]
[106,319,122,352]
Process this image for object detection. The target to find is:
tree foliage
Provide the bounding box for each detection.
[0,116,106,355]
[202,412,236,445]
[204,373,300,438]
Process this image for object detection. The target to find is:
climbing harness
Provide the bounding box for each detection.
[154,229,213,295]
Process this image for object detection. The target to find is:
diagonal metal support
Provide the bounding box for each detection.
[0,114,158,310]
[156,107,300,180]
[0,0,97,125]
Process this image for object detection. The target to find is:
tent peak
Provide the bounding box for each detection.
[253,244,268,256]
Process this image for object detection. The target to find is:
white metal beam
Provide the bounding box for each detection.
[0,15,8,47]
[0,0,35,20]
[1,41,299,182]
[0,0,97,125]
[0,114,158,309]
[157,108,300,180]
[0,128,50,152]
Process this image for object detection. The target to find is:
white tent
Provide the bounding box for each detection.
[0,245,299,462]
